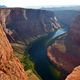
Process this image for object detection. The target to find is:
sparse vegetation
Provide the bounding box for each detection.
[11,43,41,80]
[20,53,34,71]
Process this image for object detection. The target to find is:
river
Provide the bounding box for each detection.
[27,28,67,80]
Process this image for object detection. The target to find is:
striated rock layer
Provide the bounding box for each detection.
[0,9,28,80]
[65,66,80,80]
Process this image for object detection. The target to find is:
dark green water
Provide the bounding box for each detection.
[27,29,67,80]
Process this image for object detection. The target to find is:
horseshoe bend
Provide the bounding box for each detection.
[0,7,80,80]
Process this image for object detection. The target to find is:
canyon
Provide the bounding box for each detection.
[0,7,80,80]
[0,8,61,80]
[0,8,42,80]
[5,8,61,43]
[42,7,80,29]
[47,10,80,79]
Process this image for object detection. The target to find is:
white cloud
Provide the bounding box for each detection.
[0,0,80,8]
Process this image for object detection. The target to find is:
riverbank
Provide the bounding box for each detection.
[27,28,67,80]
[11,43,41,80]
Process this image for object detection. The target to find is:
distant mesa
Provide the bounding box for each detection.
[41,6,80,11]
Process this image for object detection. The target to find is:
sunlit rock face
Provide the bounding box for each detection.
[65,66,80,80]
[0,9,28,80]
[47,13,80,75]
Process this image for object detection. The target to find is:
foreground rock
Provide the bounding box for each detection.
[65,66,80,80]
[0,25,28,80]
[5,8,61,43]
[0,9,28,80]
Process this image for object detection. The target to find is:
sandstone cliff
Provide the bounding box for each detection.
[65,66,80,80]
[0,9,28,80]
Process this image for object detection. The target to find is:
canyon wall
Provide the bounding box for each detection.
[47,13,80,75]
[65,14,80,80]
[5,8,61,43]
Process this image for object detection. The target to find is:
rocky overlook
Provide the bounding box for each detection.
[0,9,28,80]
[0,24,28,80]
[65,66,80,80]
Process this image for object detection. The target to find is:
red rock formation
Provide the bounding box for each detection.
[65,66,80,80]
[0,9,28,80]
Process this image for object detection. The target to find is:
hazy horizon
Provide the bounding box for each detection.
[0,0,80,9]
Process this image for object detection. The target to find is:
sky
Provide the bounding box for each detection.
[0,0,80,8]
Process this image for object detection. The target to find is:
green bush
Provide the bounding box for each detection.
[21,53,34,71]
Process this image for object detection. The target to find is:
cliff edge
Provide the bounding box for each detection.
[0,9,28,80]
[65,66,80,80]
